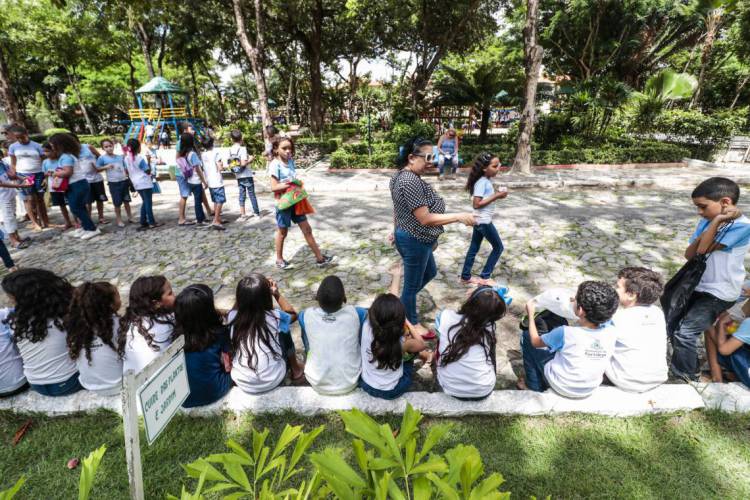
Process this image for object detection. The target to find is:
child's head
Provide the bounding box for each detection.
[616,267,664,307]
[231,274,281,372]
[440,286,507,367]
[574,281,619,327]
[174,284,223,353]
[125,138,141,156]
[101,138,115,155]
[368,293,405,371]
[41,142,57,160]
[201,136,214,150]
[230,129,243,143]
[265,125,279,137]
[271,137,295,161]
[2,268,73,343]
[7,125,28,143]
[118,275,175,354]
[466,152,499,194]
[396,137,433,171]
[316,275,346,313]
[692,177,740,220]
[65,282,121,362]
[47,133,80,157]
[178,133,197,157]
[178,121,195,135]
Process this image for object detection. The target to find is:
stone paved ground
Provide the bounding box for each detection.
[4,166,748,390]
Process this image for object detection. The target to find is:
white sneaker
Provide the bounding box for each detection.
[79,229,102,240]
[68,228,84,237]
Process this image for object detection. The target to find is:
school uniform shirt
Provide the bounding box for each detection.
[472,177,495,225]
[604,305,668,393]
[390,169,446,244]
[229,145,252,178]
[187,151,203,185]
[122,315,175,375]
[228,309,292,394]
[360,318,404,391]
[124,154,153,191]
[0,160,17,204]
[8,141,43,174]
[541,323,616,399]
[299,305,367,395]
[201,150,224,189]
[13,318,78,386]
[80,144,103,183]
[183,327,232,407]
[76,316,123,394]
[95,154,127,183]
[60,153,87,184]
[435,310,496,398]
[690,215,750,301]
[0,308,26,394]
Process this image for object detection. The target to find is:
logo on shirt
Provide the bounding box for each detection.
[585,339,607,359]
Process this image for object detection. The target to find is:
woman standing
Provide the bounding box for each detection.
[390,137,474,333]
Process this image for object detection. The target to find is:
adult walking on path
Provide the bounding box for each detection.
[390,137,475,334]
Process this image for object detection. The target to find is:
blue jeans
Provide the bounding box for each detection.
[359,361,414,399]
[460,223,504,280]
[520,330,555,392]
[0,239,14,269]
[438,155,458,175]
[670,292,733,380]
[719,348,750,389]
[66,180,96,231]
[138,188,155,226]
[30,372,83,397]
[188,183,206,223]
[394,228,437,324]
[238,177,260,215]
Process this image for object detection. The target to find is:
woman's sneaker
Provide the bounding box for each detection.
[276,259,293,270]
[80,228,102,240]
[316,255,337,268]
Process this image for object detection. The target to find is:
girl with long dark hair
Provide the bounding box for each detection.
[65,281,122,395]
[174,284,232,407]
[460,153,508,286]
[176,133,208,225]
[436,286,508,400]
[229,273,304,393]
[123,139,159,230]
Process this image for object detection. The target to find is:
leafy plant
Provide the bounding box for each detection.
[169,424,324,499]
[630,70,698,130]
[0,477,25,500]
[78,445,107,500]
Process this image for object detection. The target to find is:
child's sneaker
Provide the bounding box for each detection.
[211,224,226,231]
[276,259,293,270]
[68,228,85,238]
[79,228,102,240]
[316,255,337,268]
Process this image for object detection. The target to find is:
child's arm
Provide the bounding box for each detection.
[88,145,101,158]
[716,314,746,356]
[270,175,290,193]
[686,208,741,258]
[388,264,403,296]
[525,300,547,348]
[403,321,426,353]
[270,279,298,323]
[0,180,30,189]
[472,189,509,209]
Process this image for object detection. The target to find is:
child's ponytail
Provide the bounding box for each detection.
[465,152,497,194]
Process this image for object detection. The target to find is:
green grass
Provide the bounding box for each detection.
[2,410,750,499]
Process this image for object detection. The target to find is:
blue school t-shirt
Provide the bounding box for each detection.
[182,327,232,408]
[731,319,750,345]
[96,154,127,182]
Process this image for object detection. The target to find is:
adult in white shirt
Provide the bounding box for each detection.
[7,125,48,230]
[605,267,668,392]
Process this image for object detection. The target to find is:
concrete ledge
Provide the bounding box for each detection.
[0,385,705,418]
[692,382,750,412]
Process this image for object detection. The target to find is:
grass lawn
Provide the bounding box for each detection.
[2,409,750,499]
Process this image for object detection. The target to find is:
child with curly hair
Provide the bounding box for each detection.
[65,282,123,395]
[435,285,508,400]
[1,268,81,396]
[174,284,232,407]
[118,275,176,374]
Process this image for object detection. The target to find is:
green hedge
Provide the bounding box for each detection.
[330,148,397,169]
[295,137,340,154]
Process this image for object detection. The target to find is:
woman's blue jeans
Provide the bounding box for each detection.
[460,223,504,280]
[66,180,96,231]
[394,228,437,324]
[188,183,206,223]
[138,188,155,226]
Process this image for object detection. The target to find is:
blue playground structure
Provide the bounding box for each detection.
[123,77,206,144]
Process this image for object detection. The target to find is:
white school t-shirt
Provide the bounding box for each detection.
[187,151,203,185]
[0,308,26,393]
[0,160,17,204]
[360,318,403,391]
[300,305,364,395]
[96,154,127,183]
[229,145,253,178]
[472,177,495,225]
[690,215,750,301]
[124,154,153,191]
[541,323,616,399]
[228,309,292,394]
[201,150,224,189]
[268,158,296,183]
[14,319,78,385]
[80,144,103,183]
[8,141,43,174]
[435,310,496,398]
[60,153,87,184]
[76,316,123,394]
[605,305,668,393]
[122,315,175,375]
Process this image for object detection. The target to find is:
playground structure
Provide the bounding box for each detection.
[123,77,206,144]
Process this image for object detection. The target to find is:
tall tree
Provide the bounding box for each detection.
[0,7,26,124]
[512,0,543,175]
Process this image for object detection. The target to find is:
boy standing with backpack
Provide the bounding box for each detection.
[670,177,750,381]
[227,130,260,220]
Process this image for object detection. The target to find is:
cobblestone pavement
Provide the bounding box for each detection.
[2,177,742,389]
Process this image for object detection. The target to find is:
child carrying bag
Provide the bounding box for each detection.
[661,221,735,336]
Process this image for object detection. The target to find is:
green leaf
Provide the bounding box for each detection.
[374,471,392,500]
[426,472,460,500]
[252,427,270,463]
[226,439,253,462]
[379,424,404,466]
[368,457,401,471]
[409,457,448,476]
[405,438,417,472]
[203,482,241,494]
[310,449,368,488]
[352,439,370,475]
[385,476,407,500]
[183,459,229,482]
[339,408,388,451]
[395,403,422,447]
[413,476,433,500]
[417,424,451,461]
[222,460,252,492]
[78,444,106,500]
[255,446,270,482]
[271,424,303,460]
[287,425,325,480]
[259,456,286,481]
[0,476,26,500]
[468,473,508,500]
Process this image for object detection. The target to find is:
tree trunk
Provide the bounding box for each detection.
[512,0,543,175]
[157,27,168,77]
[67,68,95,135]
[730,73,750,110]
[135,22,156,79]
[188,62,200,115]
[0,46,24,125]
[287,50,297,124]
[126,48,138,106]
[479,106,490,142]
[308,47,324,133]
[232,0,272,138]
[348,57,360,121]
[690,12,720,109]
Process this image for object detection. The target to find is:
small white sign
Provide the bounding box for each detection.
[137,351,190,445]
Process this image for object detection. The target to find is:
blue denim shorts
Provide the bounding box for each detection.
[209,186,226,204]
[18,173,45,199]
[108,180,131,207]
[275,207,307,228]
[359,361,414,400]
[30,372,83,397]
[176,176,191,198]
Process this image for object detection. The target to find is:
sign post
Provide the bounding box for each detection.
[122,336,189,500]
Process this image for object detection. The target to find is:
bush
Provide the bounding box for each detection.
[341,141,397,155]
[43,127,71,136]
[653,109,741,149]
[385,121,438,145]
[295,137,340,154]
[78,134,114,146]
[532,142,689,165]
[330,148,397,169]
[533,113,576,148]
[216,120,263,153]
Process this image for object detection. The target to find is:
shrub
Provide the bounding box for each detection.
[533,113,576,148]
[216,120,263,153]
[330,148,396,169]
[43,127,72,136]
[653,109,740,149]
[386,121,438,145]
[295,137,339,154]
[532,142,689,165]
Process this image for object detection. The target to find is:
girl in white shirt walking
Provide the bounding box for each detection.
[124,139,160,230]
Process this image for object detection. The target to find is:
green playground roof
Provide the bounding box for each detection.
[135,77,186,94]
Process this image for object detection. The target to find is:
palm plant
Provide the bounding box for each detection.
[630,69,698,131]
